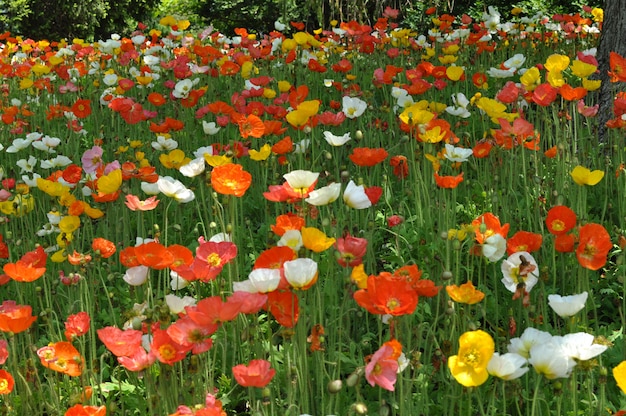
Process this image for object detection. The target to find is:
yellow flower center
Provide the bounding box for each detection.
[551,220,565,232]
[0,379,8,393]
[463,348,481,367]
[386,298,400,311]
[206,253,222,267]
[159,344,176,361]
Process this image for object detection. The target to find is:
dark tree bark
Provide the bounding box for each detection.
[596,0,626,142]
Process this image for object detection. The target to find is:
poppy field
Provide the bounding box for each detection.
[1,4,626,416]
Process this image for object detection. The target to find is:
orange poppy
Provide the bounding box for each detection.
[271,136,294,154]
[546,205,577,235]
[308,324,325,352]
[446,281,485,305]
[576,223,612,270]
[119,246,139,267]
[434,172,463,189]
[353,272,418,316]
[389,155,409,179]
[555,233,576,253]
[147,92,167,106]
[220,60,240,76]
[254,246,297,269]
[92,238,116,258]
[62,164,83,184]
[349,147,389,167]
[37,341,84,376]
[472,212,509,244]
[210,163,252,197]
[506,231,543,255]
[559,84,587,101]
[3,246,47,282]
[65,404,107,416]
[544,145,558,158]
[271,213,305,236]
[609,52,626,83]
[0,301,37,333]
[71,98,91,119]
[232,113,265,139]
[167,244,194,271]
[263,120,287,136]
[134,242,174,269]
[67,251,92,266]
[266,289,299,327]
[64,311,90,341]
[0,370,14,395]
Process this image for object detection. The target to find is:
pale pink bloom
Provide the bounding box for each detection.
[124,194,160,211]
[577,99,599,117]
[365,345,399,391]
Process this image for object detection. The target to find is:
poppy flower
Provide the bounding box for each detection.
[0,339,7,364]
[232,359,276,388]
[0,300,37,333]
[570,166,604,186]
[0,370,14,395]
[349,147,389,167]
[124,194,159,211]
[302,227,336,252]
[614,360,626,394]
[97,326,143,357]
[446,281,485,305]
[472,212,509,244]
[365,344,399,391]
[271,213,305,237]
[71,98,91,119]
[555,233,576,253]
[343,180,372,209]
[37,341,84,376]
[185,241,238,282]
[3,246,47,282]
[506,231,543,255]
[390,155,409,179]
[353,272,419,316]
[92,238,116,259]
[434,172,464,189]
[532,83,558,106]
[271,136,294,154]
[546,206,577,236]
[335,234,368,267]
[609,52,626,83]
[448,330,495,387]
[64,311,90,341]
[135,241,174,269]
[64,404,107,416]
[210,164,252,197]
[166,316,214,355]
[576,223,612,270]
[150,328,190,365]
[232,113,265,138]
[266,289,299,327]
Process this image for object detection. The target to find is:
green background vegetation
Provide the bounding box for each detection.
[0,0,602,40]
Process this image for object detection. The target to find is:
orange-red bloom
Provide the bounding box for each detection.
[210,164,252,197]
[349,147,389,167]
[0,301,37,333]
[92,238,116,258]
[72,98,92,119]
[232,359,276,388]
[472,213,510,244]
[609,52,626,82]
[97,326,143,357]
[434,172,463,188]
[134,241,174,269]
[546,205,577,236]
[65,404,106,416]
[446,281,485,305]
[506,231,543,255]
[354,272,419,316]
[0,369,14,395]
[64,311,90,341]
[232,113,265,139]
[271,213,305,236]
[3,246,47,282]
[37,341,84,376]
[576,223,612,270]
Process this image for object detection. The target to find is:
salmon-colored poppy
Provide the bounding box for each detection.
[506,231,543,255]
[0,300,37,333]
[576,223,612,270]
[232,359,276,388]
[210,163,252,197]
[349,147,389,167]
[64,404,106,416]
[37,341,84,376]
[135,242,174,269]
[97,326,143,357]
[434,172,464,188]
[67,251,92,266]
[92,238,116,258]
[151,327,191,365]
[336,234,368,267]
[532,83,558,106]
[0,370,14,395]
[64,311,90,341]
[546,205,577,236]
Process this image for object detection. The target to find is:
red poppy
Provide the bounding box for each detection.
[472,141,493,158]
[37,341,84,376]
[0,370,14,395]
[506,231,543,255]
[0,300,37,333]
[434,172,464,189]
[108,97,146,124]
[119,246,139,267]
[64,404,107,416]
[64,311,90,341]
[271,136,294,154]
[349,147,389,167]
[263,120,287,136]
[532,83,558,106]
[386,153,408,178]
[134,241,174,269]
[147,92,167,106]
[92,237,116,258]
[271,213,305,236]
[546,205,577,235]
[232,359,276,388]
[97,326,143,357]
[254,246,297,270]
[186,296,241,330]
[472,72,488,89]
[62,164,83,184]
[576,223,612,270]
[210,164,252,197]
[167,244,194,272]
[555,233,576,253]
[186,241,238,282]
[166,316,214,355]
[335,234,368,267]
[151,327,191,365]
[353,272,419,316]
[72,98,92,119]
[267,289,299,327]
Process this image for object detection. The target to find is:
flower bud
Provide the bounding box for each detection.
[327,379,343,394]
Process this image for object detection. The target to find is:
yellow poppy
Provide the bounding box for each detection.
[570,166,604,186]
[448,330,495,387]
[249,144,272,161]
[302,227,336,253]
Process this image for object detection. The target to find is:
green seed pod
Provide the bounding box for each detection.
[327,379,343,394]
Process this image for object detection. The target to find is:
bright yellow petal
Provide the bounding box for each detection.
[249,144,272,161]
[614,361,626,394]
[96,169,122,194]
[585,169,605,186]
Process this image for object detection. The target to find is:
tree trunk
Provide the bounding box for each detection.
[596,0,626,143]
